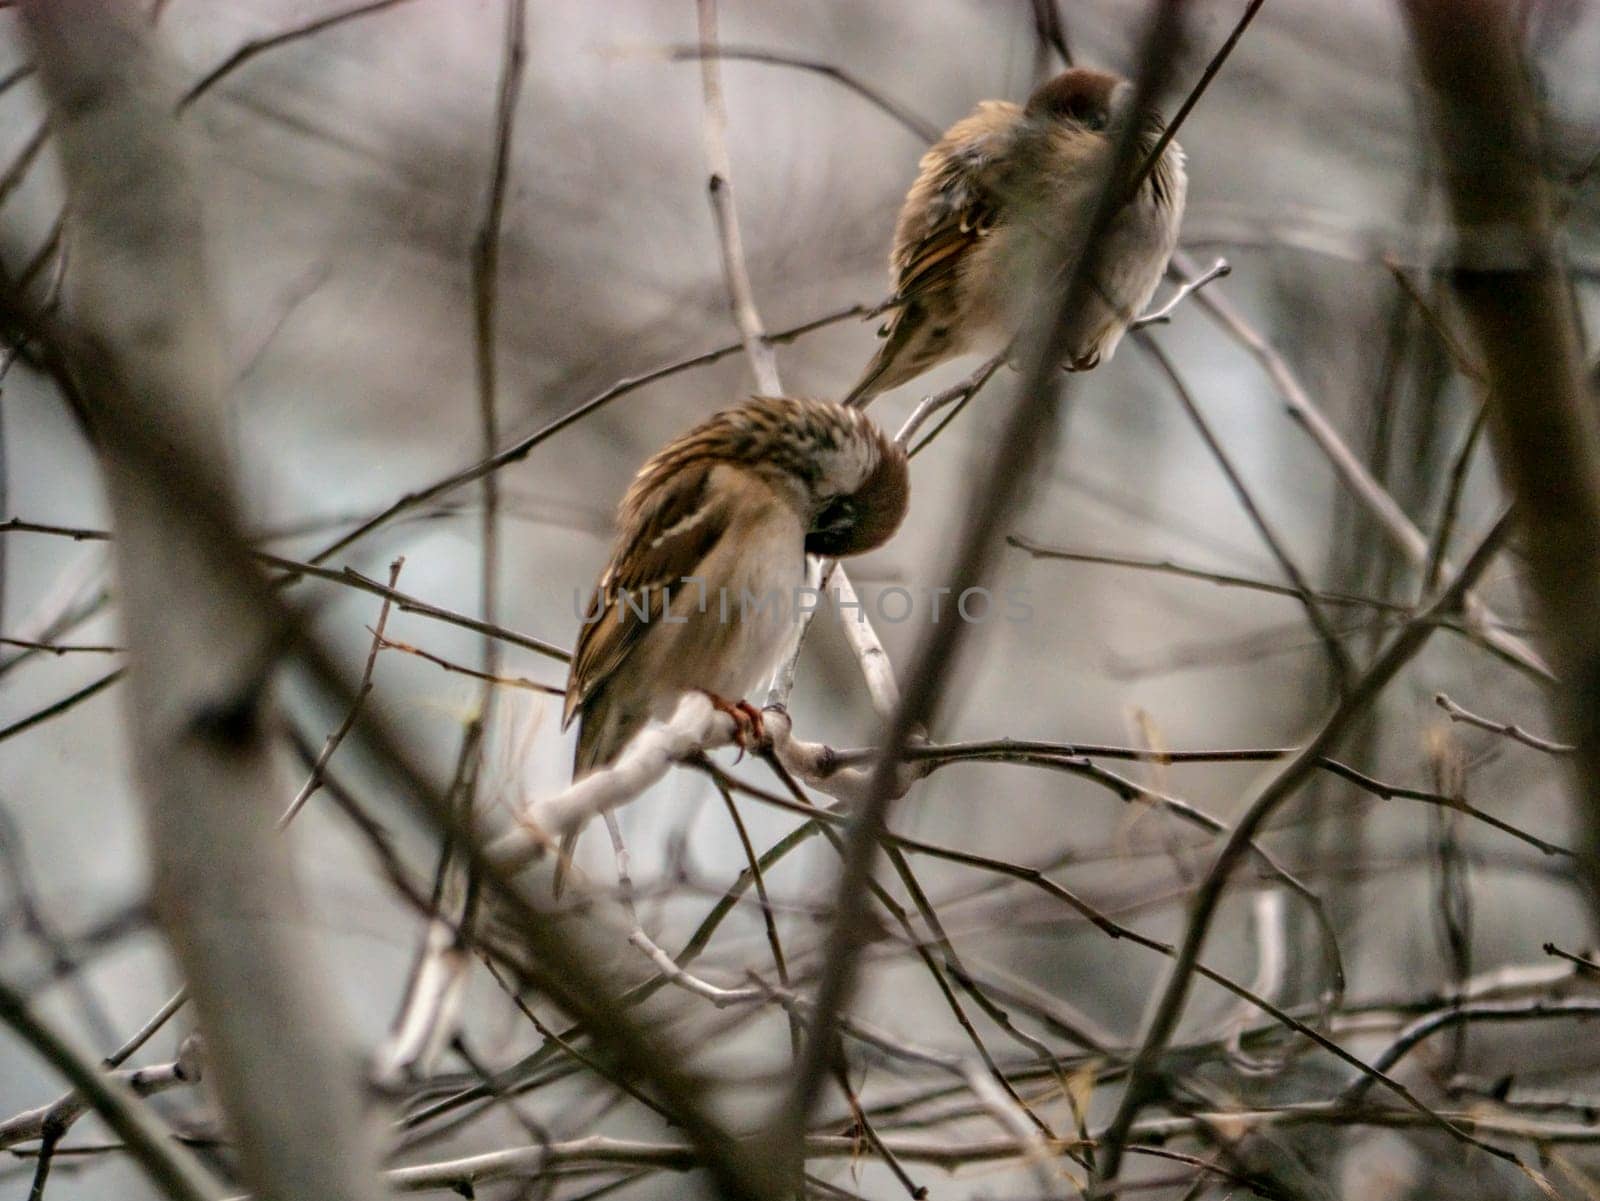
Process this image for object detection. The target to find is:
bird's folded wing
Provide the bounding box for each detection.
[885,101,1020,320]
[563,461,729,727]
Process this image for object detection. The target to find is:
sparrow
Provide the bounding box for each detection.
[844,66,1187,407]
[557,396,910,888]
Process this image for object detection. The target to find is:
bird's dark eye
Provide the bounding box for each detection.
[806,497,858,556]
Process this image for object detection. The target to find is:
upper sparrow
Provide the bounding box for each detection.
[558,396,909,885]
[845,66,1187,407]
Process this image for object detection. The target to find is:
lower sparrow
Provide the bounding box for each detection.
[557,396,910,888]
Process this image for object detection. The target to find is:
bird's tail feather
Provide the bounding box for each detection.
[843,304,920,408]
[844,308,946,408]
[843,345,894,409]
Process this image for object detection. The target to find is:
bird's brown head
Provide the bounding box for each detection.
[1024,67,1128,133]
[800,408,910,558]
[647,396,908,559]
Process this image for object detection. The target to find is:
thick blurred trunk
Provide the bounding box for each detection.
[1402,0,1600,920]
[14,4,386,1199]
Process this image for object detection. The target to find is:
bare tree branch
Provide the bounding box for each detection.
[0,1036,201,1151]
[695,0,781,396]
[0,979,213,1201]
[1401,0,1600,917]
[280,556,404,828]
[1434,691,1574,755]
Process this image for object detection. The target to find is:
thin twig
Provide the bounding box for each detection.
[1543,943,1600,976]
[370,630,562,696]
[16,213,65,298]
[301,299,872,567]
[0,636,120,654]
[0,63,36,97]
[0,123,48,210]
[279,556,404,827]
[1382,255,1487,383]
[1128,257,1230,329]
[1434,691,1574,754]
[380,719,485,1083]
[176,0,425,111]
[0,668,124,745]
[1126,0,1268,201]
[1007,536,1409,612]
[1096,511,1519,1184]
[260,553,569,662]
[1030,0,1073,68]
[896,355,1005,452]
[1423,400,1490,594]
[470,0,524,688]
[0,518,111,541]
[709,771,797,1053]
[876,737,1572,858]
[655,43,938,142]
[1138,333,1356,689]
[4,524,573,663]
[56,546,578,690]
[1341,999,1600,1105]
[695,0,781,396]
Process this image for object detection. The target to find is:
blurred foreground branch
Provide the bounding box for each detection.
[12,4,388,1199]
[1402,0,1600,918]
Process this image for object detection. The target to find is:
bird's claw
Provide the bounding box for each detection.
[701,692,769,762]
[735,700,768,749]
